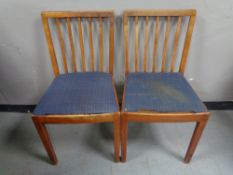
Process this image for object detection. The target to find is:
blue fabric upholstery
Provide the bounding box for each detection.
[33,72,118,115]
[123,73,206,113]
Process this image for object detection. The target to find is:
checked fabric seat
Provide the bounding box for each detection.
[123,73,206,113]
[34,72,118,115]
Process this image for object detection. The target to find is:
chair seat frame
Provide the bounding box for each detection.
[121,76,209,163]
[33,111,120,165]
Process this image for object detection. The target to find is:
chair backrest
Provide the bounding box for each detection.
[123,9,196,74]
[41,11,114,76]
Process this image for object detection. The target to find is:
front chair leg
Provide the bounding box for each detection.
[184,119,208,163]
[113,114,120,162]
[121,116,128,162]
[32,117,58,165]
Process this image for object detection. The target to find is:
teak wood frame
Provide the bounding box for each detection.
[32,11,120,165]
[121,9,210,163]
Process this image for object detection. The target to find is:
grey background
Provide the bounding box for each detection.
[0,0,233,104]
[1,111,233,175]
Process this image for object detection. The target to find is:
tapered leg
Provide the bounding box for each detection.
[121,116,128,162]
[32,117,58,165]
[114,115,120,162]
[184,119,208,163]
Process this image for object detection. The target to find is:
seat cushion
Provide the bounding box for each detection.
[123,73,206,113]
[33,72,118,115]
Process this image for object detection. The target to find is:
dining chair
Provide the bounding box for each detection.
[121,9,210,163]
[32,11,120,165]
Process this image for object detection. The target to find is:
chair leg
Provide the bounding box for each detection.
[184,119,208,163]
[32,118,58,165]
[121,117,128,162]
[114,115,120,162]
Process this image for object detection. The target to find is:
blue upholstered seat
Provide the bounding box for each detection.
[123,73,206,113]
[33,72,118,115]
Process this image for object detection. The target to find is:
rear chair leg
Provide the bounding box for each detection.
[121,116,128,162]
[114,114,120,162]
[32,117,58,165]
[184,119,208,163]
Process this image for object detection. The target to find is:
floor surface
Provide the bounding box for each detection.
[0,110,232,175]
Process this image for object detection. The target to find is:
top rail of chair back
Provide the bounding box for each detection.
[41,11,114,76]
[123,9,196,74]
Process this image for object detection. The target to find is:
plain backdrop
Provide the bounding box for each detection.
[0,0,233,104]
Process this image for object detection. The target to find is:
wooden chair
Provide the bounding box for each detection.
[32,11,120,165]
[121,9,210,163]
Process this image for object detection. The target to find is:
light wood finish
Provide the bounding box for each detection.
[55,19,68,73]
[114,114,120,162]
[121,77,209,162]
[179,15,196,74]
[33,118,58,165]
[42,11,114,18]
[122,111,209,123]
[134,16,139,72]
[123,9,196,73]
[33,112,120,164]
[88,18,95,71]
[123,9,196,17]
[123,14,129,74]
[121,115,128,162]
[33,112,119,123]
[161,16,171,72]
[41,11,114,75]
[143,16,149,72]
[109,17,114,74]
[67,18,77,72]
[120,78,128,162]
[37,11,119,165]
[184,120,208,163]
[78,17,86,72]
[41,17,59,76]
[121,111,209,162]
[171,16,182,72]
[122,9,209,164]
[152,16,160,72]
[99,17,104,72]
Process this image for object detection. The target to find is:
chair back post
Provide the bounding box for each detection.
[179,15,196,74]
[109,15,115,74]
[41,14,60,77]
[123,9,196,74]
[41,11,115,76]
[123,13,129,75]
